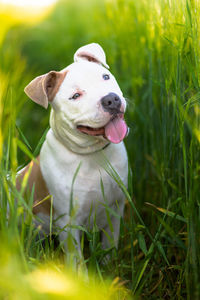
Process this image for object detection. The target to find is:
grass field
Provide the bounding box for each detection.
[0,0,200,298]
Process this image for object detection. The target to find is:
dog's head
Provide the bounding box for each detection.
[25,43,128,153]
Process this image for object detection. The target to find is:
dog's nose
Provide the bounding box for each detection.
[101,93,121,114]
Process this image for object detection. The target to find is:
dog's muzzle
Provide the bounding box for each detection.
[77,93,128,144]
[101,93,121,115]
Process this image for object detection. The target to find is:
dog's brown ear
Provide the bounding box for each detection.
[74,43,109,69]
[24,70,67,109]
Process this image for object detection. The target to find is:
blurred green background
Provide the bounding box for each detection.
[1,0,200,298]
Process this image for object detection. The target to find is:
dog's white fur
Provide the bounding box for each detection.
[24,43,128,255]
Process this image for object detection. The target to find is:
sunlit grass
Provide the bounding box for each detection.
[1,0,57,7]
[0,1,55,44]
[0,245,130,299]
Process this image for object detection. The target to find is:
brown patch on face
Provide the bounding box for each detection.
[16,156,52,216]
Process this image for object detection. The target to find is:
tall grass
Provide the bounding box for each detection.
[0,0,200,298]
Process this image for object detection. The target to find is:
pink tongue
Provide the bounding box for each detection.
[105,117,128,144]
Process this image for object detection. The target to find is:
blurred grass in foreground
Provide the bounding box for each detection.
[0,0,200,298]
[0,243,130,299]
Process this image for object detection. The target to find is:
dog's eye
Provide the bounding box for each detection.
[70,93,81,100]
[103,74,110,80]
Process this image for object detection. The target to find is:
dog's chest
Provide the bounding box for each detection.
[40,130,128,228]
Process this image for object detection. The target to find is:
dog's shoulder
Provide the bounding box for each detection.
[16,156,52,216]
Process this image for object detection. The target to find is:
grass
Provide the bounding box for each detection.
[0,0,200,298]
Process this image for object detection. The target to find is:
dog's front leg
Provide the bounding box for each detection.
[59,225,89,275]
[101,199,125,251]
[57,217,83,263]
[59,226,82,254]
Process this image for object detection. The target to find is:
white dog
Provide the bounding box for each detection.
[17,43,128,257]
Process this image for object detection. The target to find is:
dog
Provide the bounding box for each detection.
[17,43,128,258]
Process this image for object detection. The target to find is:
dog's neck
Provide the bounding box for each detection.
[50,110,109,154]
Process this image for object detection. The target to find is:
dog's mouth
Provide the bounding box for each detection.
[77,114,128,144]
[77,125,105,136]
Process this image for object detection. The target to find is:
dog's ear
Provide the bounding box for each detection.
[74,43,109,69]
[24,70,67,109]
